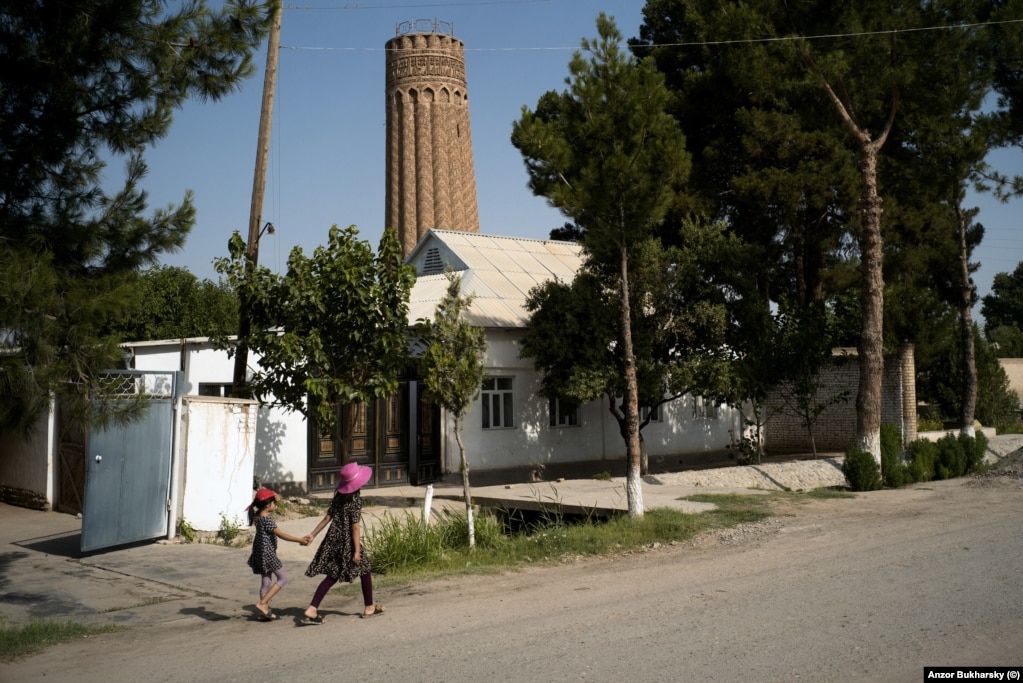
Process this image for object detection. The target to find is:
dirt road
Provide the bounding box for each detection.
[4,476,1022,682]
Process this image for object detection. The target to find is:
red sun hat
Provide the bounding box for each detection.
[336,462,373,494]
[246,487,277,510]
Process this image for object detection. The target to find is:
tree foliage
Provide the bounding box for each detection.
[512,14,692,515]
[416,272,488,548]
[923,323,1020,431]
[103,266,238,342]
[213,225,416,445]
[982,262,1023,333]
[634,0,1007,454]
[0,0,271,434]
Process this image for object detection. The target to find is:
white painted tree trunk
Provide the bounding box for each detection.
[858,429,882,469]
[455,420,475,548]
[626,461,644,516]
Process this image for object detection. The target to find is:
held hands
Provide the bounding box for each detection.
[302,534,314,545]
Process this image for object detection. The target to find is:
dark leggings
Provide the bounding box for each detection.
[259,568,287,595]
[310,572,373,608]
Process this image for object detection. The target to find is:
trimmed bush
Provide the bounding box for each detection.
[842,447,882,491]
[906,439,936,483]
[961,431,988,473]
[934,434,966,479]
[880,423,910,488]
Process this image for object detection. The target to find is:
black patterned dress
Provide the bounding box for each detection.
[247,515,282,574]
[305,491,372,582]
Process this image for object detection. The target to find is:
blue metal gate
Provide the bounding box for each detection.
[81,371,181,552]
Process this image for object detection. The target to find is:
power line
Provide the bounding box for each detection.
[278,16,1023,52]
[285,0,551,9]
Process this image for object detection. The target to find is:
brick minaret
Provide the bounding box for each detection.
[386,20,480,257]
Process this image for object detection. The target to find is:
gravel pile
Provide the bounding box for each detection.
[647,457,848,491]
[969,447,1023,488]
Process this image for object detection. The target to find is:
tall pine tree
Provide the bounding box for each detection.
[0,1,271,434]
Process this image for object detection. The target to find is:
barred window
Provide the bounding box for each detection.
[482,377,514,429]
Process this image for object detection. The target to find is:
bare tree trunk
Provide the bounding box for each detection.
[955,201,977,438]
[455,417,475,548]
[618,242,644,517]
[855,145,885,466]
[810,54,895,468]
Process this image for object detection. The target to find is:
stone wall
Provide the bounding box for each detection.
[763,344,917,454]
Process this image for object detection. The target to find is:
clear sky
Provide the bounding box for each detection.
[142,0,1022,313]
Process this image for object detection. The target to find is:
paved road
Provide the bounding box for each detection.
[4,476,1021,682]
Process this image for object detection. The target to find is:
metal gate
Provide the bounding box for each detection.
[80,371,181,552]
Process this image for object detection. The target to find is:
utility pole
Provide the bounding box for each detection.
[233,1,282,395]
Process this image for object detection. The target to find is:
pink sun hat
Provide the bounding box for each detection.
[336,462,373,494]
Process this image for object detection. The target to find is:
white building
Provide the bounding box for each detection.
[131,231,740,493]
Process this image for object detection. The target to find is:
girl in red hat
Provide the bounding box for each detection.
[246,487,308,621]
[300,462,385,624]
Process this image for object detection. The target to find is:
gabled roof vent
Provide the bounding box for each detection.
[423,247,444,275]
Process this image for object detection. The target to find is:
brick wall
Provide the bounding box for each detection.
[385,30,480,257]
[763,345,917,454]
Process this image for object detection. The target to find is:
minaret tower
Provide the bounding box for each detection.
[385,19,480,257]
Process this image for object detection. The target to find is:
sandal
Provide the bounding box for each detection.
[258,610,277,622]
[300,615,324,626]
[360,604,386,619]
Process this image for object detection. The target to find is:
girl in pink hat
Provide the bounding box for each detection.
[300,462,385,623]
[246,487,309,621]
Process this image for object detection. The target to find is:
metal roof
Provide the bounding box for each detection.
[406,230,584,328]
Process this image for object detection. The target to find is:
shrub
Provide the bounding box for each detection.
[934,434,966,479]
[961,431,988,473]
[880,423,910,488]
[842,447,882,491]
[906,439,937,483]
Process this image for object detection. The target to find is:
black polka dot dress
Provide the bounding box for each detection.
[305,492,371,582]
[247,515,282,574]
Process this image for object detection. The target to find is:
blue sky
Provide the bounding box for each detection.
[141,0,1021,311]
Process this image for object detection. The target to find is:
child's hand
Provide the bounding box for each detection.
[302,534,313,545]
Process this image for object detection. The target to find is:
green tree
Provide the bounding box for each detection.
[774,304,850,458]
[104,266,238,342]
[635,0,997,461]
[213,225,416,449]
[522,223,731,475]
[925,324,1019,432]
[512,14,693,515]
[0,0,271,434]
[982,262,1023,334]
[980,262,1023,358]
[416,273,488,548]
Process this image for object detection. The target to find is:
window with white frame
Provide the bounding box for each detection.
[481,377,514,429]
[692,395,718,420]
[549,397,579,427]
[641,404,662,423]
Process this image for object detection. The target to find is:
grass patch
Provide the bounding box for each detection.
[0,620,121,660]
[359,488,849,589]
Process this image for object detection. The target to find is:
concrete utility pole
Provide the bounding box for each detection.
[233,2,282,394]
